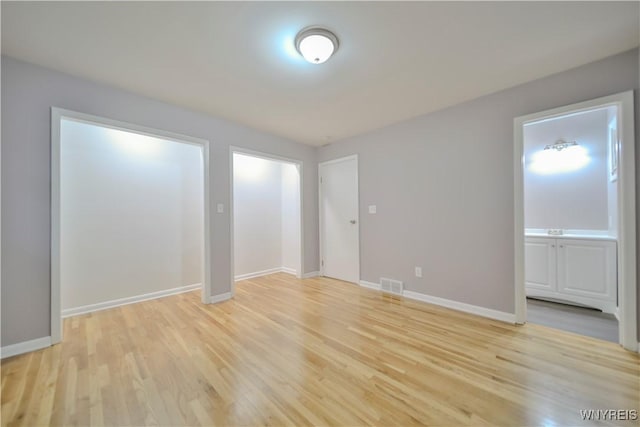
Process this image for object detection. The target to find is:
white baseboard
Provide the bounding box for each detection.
[359,280,381,290]
[302,271,320,279]
[210,292,233,304]
[358,279,514,323]
[235,267,286,281]
[62,283,202,318]
[1,336,52,359]
[281,267,297,276]
[403,290,516,324]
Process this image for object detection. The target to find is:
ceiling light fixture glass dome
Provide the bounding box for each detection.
[295,27,339,64]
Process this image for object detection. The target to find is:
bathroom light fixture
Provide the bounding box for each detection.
[530,139,589,174]
[544,139,578,151]
[295,27,339,64]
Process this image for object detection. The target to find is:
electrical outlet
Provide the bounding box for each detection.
[368,205,377,214]
[216,203,224,213]
[415,267,422,278]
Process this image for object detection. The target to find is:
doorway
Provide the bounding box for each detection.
[513,91,637,351]
[230,148,303,293]
[319,155,360,284]
[51,108,212,344]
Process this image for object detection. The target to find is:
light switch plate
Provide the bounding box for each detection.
[216,203,224,213]
[368,205,377,214]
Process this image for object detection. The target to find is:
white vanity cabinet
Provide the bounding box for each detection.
[525,236,617,313]
[525,237,557,292]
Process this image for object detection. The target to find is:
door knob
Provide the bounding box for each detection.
[350,220,357,224]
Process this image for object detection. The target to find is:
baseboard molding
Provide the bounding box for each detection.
[403,290,516,324]
[210,292,233,304]
[235,267,291,281]
[1,336,52,359]
[302,271,320,279]
[62,283,202,318]
[358,279,514,323]
[359,280,381,290]
[281,267,297,276]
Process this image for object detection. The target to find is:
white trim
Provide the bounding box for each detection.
[230,147,303,168]
[1,336,52,359]
[616,92,637,351]
[318,154,359,167]
[302,271,320,279]
[51,107,212,345]
[210,292,233,304]
[403,290,517,324]
[513,91,637,351]
[229,147,305,297]
[281,267,297,276]
[0,50,2,364]
[359,280,381,291]
[357,281,515,323]
[51,109,62,344]
[318,155,360,283]
[61,283,201,318]
[234,267,289,281]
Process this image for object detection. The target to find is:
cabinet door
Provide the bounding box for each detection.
[525,238,557,292]
[556,239,616,303]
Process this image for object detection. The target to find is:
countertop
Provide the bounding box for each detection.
[525,232,617,242]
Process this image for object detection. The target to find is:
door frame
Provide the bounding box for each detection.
[51,107,212,344]
[229,146,305,295]
[513,91,637,351]
[318,155,360,283]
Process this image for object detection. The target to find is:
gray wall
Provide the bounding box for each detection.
[318,49,639,336]
[1,56,319,347]
[3,49,639,347]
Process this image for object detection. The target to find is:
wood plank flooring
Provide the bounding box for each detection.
[2,273,639,426]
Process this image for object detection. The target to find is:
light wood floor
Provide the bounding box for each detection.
[2,273,639,426]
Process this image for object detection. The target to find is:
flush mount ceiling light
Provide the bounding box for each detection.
[295,27,339,64]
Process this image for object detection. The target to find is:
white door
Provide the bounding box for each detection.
[319,156,359,284]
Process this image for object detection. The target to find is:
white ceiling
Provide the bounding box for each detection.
[2,2,638,146]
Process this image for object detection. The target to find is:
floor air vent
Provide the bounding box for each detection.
[380,277,403,295]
